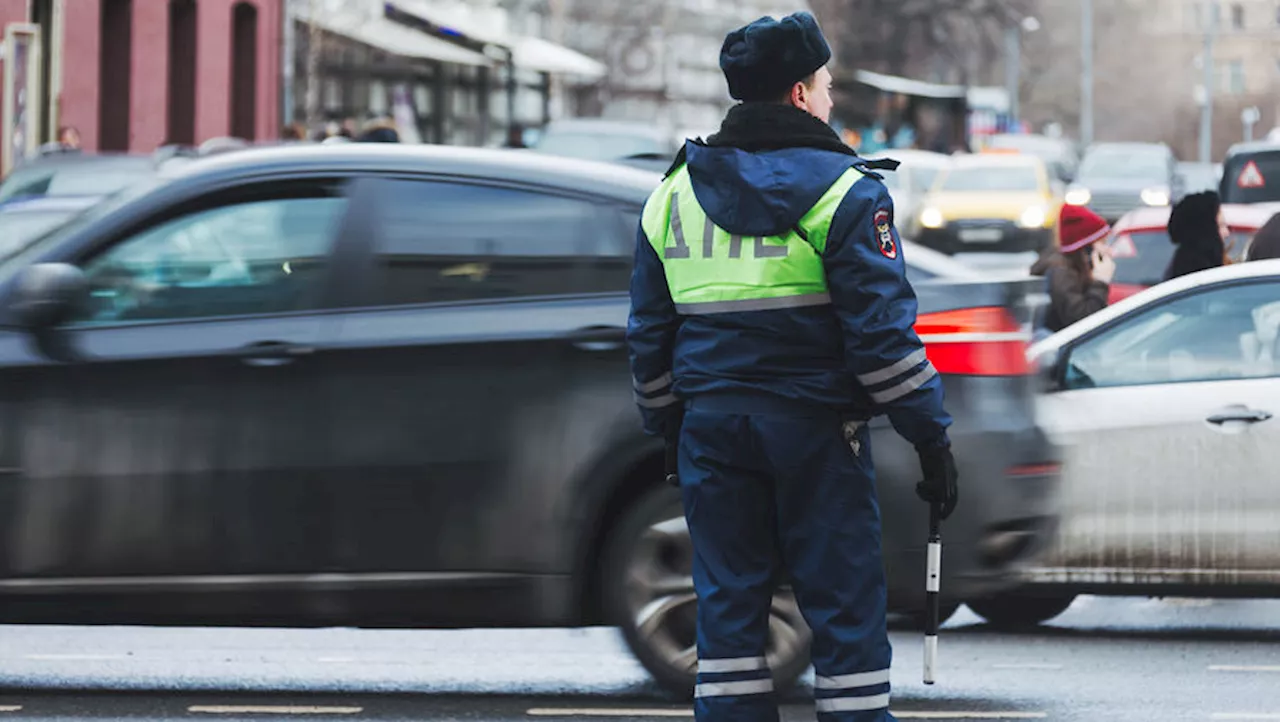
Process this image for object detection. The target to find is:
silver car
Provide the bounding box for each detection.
[980,261,1280,628]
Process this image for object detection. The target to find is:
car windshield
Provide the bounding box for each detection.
[1220,151,1280,203]
[1078,148,1167,180]
[0,181,160,272]
[535,132,667,162]
[939,166,1040,192]
[0,207,89,256]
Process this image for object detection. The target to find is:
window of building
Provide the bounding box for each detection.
[1227,59,1246,94]
[1231,2,1245,29]
[230,1,260,140]
[75,194,348,324]
[370,179,625,305]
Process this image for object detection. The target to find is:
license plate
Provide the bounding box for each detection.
[958,228,1004,243]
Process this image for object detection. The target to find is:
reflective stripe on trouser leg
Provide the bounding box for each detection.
[754,414,893,721]
[679,411,780,722]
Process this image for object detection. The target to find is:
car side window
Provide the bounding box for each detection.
[1063,281,1280,390]
[371,179,613,305]
[74,194,347,324]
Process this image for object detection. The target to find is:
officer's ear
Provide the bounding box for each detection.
[784,73,817,109]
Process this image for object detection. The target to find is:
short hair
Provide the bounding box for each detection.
[775,73,817,104]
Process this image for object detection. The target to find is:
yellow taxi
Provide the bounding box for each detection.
[913,153,1063,255]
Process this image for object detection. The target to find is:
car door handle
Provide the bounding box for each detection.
[238,341,315,367]
[1206,406,1274,425]
[566,326,625,352]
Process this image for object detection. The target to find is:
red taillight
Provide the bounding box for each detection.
[1007,463,1062,477]
[914,307,1031,377]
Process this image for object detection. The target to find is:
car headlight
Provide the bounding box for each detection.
[1018,205,1048,229]
[1064,187,1091,206]
[1141,187,1170,206]
[920,207,945,229]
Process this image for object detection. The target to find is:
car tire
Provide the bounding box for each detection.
[968,591,1076,629]
[601,483,812,700]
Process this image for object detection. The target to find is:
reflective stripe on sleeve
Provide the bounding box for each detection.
[814,668,891,690]
[869,363,938,404]
[856,348,928,386]
[635,392,681,409]
[698,656,769,674]
[814,693,891,713]
[693,678,774,698]
[633,372,673,394]
[675,293,831,315]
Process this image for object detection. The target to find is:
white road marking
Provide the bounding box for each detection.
[1211,666,1280,673]
[895,714,1047,720]
[527,709,692,718]
[525,710,1046,720]
[992,663,1064,670]
[0,707,22,713]
[189,706,364,715]
[316,657,357,663]
[1211,714,1280,720]
[24,653,127,661]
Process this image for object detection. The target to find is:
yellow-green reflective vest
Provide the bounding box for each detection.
[642,165,866,315]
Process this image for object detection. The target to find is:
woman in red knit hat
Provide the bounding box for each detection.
[1031,205,1116,333]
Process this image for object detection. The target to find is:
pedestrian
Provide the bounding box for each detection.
[1029,205,1116,335]
[1164,190,1228,280]
[627,11,957,722]
[57,126,81,150]
[1246,213,1280,262]
[280,123,307,142]
[357,116,399,143]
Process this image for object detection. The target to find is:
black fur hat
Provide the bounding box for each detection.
[720,12,832,102]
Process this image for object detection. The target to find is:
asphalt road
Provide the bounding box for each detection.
[1,596,1279,720]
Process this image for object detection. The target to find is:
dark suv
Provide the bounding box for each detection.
[0,145,1058,695]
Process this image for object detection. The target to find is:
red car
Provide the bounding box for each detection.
[1104,203,1280,303]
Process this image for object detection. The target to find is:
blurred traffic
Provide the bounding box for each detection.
[0,0,1278,711]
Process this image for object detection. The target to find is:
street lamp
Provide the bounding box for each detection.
[1006,15,1039,130]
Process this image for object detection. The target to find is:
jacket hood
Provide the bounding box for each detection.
[685,142,860,237]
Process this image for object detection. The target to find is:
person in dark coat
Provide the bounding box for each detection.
[1165,191,1228,280]
[357,117,400,143]
[1030,204,1116,334]
[1246,213,1280,262]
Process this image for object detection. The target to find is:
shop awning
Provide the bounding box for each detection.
[387,0,606,79]
[298,9,493,67]
[854,70,967,100]
[512,36,606,79]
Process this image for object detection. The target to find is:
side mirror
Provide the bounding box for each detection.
[1032,347,1063,392]
[9,262,88,330]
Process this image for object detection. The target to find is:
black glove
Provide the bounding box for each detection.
[915,444,959,520]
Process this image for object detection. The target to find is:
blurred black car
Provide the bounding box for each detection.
[1064,142,1181,222]
[0,145,1058,695]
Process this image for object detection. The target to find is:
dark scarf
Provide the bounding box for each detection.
[665,103,896,176]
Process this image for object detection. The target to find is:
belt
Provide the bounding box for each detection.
[685,392,862,419]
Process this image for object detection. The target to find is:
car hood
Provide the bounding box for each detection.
[925,191,1048,220]
[1074,177,1164,193]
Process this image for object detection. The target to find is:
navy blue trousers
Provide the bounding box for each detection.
[679,401,894,722]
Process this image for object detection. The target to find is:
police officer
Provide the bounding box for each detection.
[627,11,959,722]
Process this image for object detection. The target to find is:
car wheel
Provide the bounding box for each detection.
[968,591,1076,629]
[602,484,812,699]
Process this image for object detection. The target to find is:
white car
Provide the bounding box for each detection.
[969,260,1280,628]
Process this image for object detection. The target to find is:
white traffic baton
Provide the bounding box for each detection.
[923,502,942,685]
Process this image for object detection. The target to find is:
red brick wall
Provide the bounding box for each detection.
[60,0,102,153]
[6,0,282,157]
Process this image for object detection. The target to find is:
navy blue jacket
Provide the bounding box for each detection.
[626,140,952,450]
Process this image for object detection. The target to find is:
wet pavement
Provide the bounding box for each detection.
[1,596,1279,720]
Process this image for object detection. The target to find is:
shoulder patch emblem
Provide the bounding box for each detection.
[874,209,897,260]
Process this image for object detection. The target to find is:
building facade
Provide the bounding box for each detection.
[1,0,281,171]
